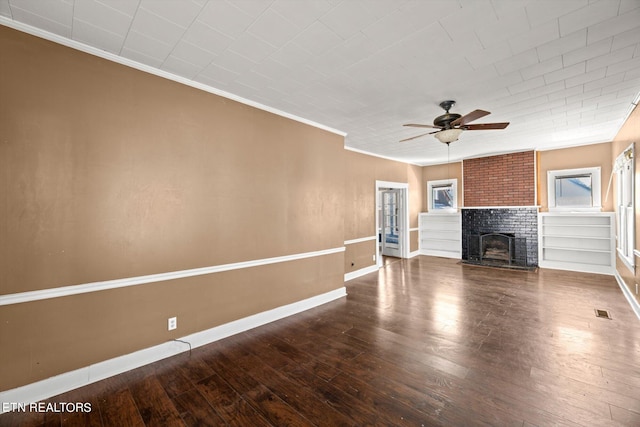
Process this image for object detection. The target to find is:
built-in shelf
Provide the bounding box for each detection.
[538,212,615,275]
[419,212,461,259]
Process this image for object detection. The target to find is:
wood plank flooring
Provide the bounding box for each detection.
[2,256,640,426]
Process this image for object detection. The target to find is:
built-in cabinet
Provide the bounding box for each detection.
[538,212,615,275]
[419,212,462,258]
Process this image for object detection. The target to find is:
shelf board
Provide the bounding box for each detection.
[543,246,611,254]
[542,234,611,240]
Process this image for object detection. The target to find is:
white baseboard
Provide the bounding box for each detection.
[614,271,640,321]
[420,249,461,259]
[0,287,347,413]
[344,265,378,281]
[408,250,421,258]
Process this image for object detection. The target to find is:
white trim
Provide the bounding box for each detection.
[375,181,410,268]
[344,265,379,281]
[0,287,346,412]
[634,249,640,258]
[409,249,421,258]
[0,247,345,306]
[547,166,602,211]
[427,178,458,212]
[461,206,540,209]
[344,146,421,166]
[420,249,461,259]
[614,271,640,322]
[344,236,376,245]
[617,249,635,274]
[0,18,346,138]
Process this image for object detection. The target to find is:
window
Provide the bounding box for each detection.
[548,167,601,211]
[616,144,634,270]
[427,179,457,212]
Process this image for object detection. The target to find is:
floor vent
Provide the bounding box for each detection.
[595,309,611,319]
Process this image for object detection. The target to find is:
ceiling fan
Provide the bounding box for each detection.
[401,100,509,144]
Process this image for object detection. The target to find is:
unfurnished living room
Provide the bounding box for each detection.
[1,1,640,426]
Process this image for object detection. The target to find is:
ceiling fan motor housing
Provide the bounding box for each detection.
[433,112,461,129]
[434,100,461,129]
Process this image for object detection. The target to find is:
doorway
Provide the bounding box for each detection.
[375,181,409,268]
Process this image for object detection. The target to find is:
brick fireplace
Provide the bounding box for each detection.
[461,151,538,268]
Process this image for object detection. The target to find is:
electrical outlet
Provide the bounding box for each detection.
[636,283,638,295]
[372,254,376,261]
[168,317,177,331]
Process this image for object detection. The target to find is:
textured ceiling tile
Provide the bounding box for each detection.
[171,39,216,68]
[558,0,619,37]
[9,3,72,37]
[584,72,625,91]
[520,56,563,80]
[0,0,11,17]
[270,0,334,30]
[509,19,559,55]
[525,0,588,28]
[465,40,513,69]
[564,67,607,88]
[293,21,343,56]
[562,37,612,67]
[122,30,173,62]
[586,45,636,72]
[74,0,133,36]
[121,46,164,68]
[543,61,586,84]
[161,55,202,79]
[139,0,203,28]
[475,6,529,48]
[508,76,545,95]
[536,29,586,62]
[197,0,254,39]
[227,32,276,62]
[586,7,640,44]
[73,17,125,54]
[494,49,539,76]
[611,26,640,51]
[247,8,301,48]
[605,55,640,77]
[129,8,185,47]
[182,20,234,55]
[319,0,379,40]
[96,0,139,17]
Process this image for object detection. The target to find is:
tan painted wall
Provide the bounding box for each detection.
[422,162,463,210]
[343,150,423,273]
[0,27,346,391]
[611,104,640,305]
[538,142,613,212]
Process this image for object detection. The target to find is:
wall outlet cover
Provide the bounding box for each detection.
[168,317,177,331]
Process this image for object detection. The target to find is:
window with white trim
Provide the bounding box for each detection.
[427,179,457,212]
[547,167,601,211]
[615,144,634,270]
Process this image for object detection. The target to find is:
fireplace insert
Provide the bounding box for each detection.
[468,232,518,266]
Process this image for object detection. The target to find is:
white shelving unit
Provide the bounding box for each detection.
[538,212,615,275]
[419,212,462,259]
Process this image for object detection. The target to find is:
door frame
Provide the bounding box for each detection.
[375,180,410,268]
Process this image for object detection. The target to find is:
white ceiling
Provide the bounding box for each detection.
[1,0,640,165]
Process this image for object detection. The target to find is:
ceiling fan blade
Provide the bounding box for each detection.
[399,131,438,142]
[450,109,491,126]
[403,123,441,129]
[463,122,510,130]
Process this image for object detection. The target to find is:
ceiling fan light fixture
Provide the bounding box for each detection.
[435,128,463,144]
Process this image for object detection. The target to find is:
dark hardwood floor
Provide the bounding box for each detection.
[3,256,640,426]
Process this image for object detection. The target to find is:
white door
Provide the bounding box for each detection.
[381,189,403,257]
